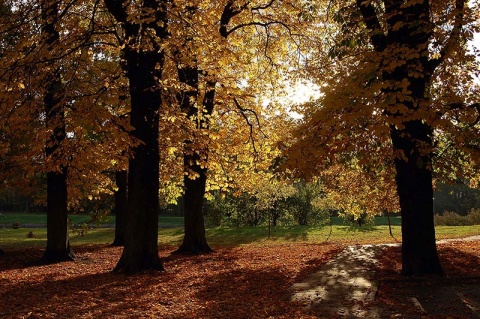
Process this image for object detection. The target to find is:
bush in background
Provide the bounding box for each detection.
[467,208,480,225]
[435,209,480,226]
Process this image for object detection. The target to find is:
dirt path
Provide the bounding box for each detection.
[290,236,480,318]
[290,244,385,318]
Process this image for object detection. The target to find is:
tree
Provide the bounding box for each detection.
[105,0,168,273]
[170,3,216,254]
[0,0,131,261]
[288,179,327,226]
[318,161,399,224]
[356,0,478,276]
[287,0,480,275]
[41,0,74,262]
[168,0,306,253]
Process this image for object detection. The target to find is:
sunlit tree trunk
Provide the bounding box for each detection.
[41,0,74,263]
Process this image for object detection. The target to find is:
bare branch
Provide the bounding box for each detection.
[225,19,289,38]
[233,97,267,156]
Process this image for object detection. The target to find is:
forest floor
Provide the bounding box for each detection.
[291,236,480,318]
[0,237,479,318]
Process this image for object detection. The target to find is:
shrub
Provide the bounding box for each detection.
[434,211,471,226]
[342,212,375,227]
[467,208,480,225]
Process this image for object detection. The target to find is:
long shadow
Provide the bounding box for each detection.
[205,226,312,247]
[0,244,115,272]
[188,266,309,319]
[337,225,379,233]
[377,244,480,318]
[0,267,163,319]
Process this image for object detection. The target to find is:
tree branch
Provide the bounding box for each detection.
[233,97,267,156]
[356,0,386,52]
[428,0,466,73]
[219,0,250,38]
[104,0,128,25]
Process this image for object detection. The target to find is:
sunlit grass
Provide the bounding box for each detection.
[1,224,478,250]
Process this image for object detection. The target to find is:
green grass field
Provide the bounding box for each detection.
[0,213,184,227]
[1,224,479,250]
[0,212,400,227]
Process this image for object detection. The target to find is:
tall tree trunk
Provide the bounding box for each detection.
[173,1,248,254]
[174,62,215,254]
[113,49,164,272]
[41,0,74,263]
[356,0,443,275]
[105,0,167,273]
[111,170,127,247]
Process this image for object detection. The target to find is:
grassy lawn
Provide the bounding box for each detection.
[0,212,401,227]
[1,224,479,250]
[0,212,184,227]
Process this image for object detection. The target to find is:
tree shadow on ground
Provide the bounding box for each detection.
[205,226,309,247]
[0,244,113,271]
[337,225,379,233]
[376,244,480,318]
[0,266,163,318]
[1,243,340,319]
[0,247,45,271]
[189,267,308,319]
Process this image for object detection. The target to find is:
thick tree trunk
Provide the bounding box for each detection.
[41,0,73,263]
[391,122,443,276]
[106,0,168,273]
[111,170,127,247]
[42,169,74,262]
[113,49,164,273]
[357,0,443,276]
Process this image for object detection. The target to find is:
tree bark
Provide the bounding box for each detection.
[111,170,127,247]
[113,47,164,273]
[113,50,164,272]
[41,0,74,263]
[105,0,167,273]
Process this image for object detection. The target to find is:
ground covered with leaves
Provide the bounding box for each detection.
[377,240,480,319]
[0,243,342,319]
[1,240,479,319]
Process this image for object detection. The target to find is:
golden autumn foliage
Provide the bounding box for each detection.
[0,0,132,209]
[1,1,479,256]
[285,0,480,221]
